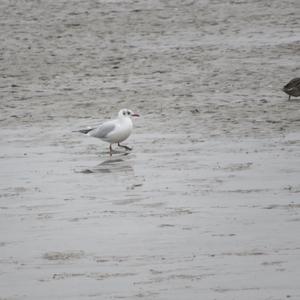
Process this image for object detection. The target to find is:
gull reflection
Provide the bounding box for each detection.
[80,153,134,174]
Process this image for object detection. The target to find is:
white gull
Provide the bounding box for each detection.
[78,109,139,156]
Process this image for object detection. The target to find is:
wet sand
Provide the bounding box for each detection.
[1,0,300,299]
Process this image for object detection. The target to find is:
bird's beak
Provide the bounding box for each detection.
[132,113,140,117]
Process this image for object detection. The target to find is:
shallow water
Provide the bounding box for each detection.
[1,0,300,299]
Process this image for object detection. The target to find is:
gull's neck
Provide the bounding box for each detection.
[118,115,131,123]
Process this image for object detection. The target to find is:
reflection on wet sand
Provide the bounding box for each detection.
[79,153,134,174]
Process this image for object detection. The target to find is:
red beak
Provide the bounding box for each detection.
[132,113,140,117]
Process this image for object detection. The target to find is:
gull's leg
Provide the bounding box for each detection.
[288,95,291,101]
[118,143,132,151]
[109,144,113,156]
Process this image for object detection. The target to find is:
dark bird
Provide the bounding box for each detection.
[282,78,300,100]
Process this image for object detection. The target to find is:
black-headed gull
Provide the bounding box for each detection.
[78,109,140,156]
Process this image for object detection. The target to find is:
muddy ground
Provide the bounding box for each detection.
[0,0,300,299]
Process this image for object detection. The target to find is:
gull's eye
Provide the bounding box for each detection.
[123,111,126,115]
[127,111,130,115]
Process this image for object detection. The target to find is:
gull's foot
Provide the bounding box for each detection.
[118,143,132,151]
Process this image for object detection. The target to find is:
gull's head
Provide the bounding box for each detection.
[118,109,140,118]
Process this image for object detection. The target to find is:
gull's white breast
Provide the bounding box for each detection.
[103,118,133,144]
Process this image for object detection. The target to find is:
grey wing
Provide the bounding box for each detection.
[89,123,116,138]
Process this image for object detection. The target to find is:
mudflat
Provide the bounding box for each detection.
[0,0,300,299]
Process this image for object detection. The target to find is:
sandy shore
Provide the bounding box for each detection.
[1,0,300,299]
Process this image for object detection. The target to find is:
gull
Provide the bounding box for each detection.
[77,109,139,156]
[282,78,300,100]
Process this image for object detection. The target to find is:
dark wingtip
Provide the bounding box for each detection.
[75,128,94,134]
